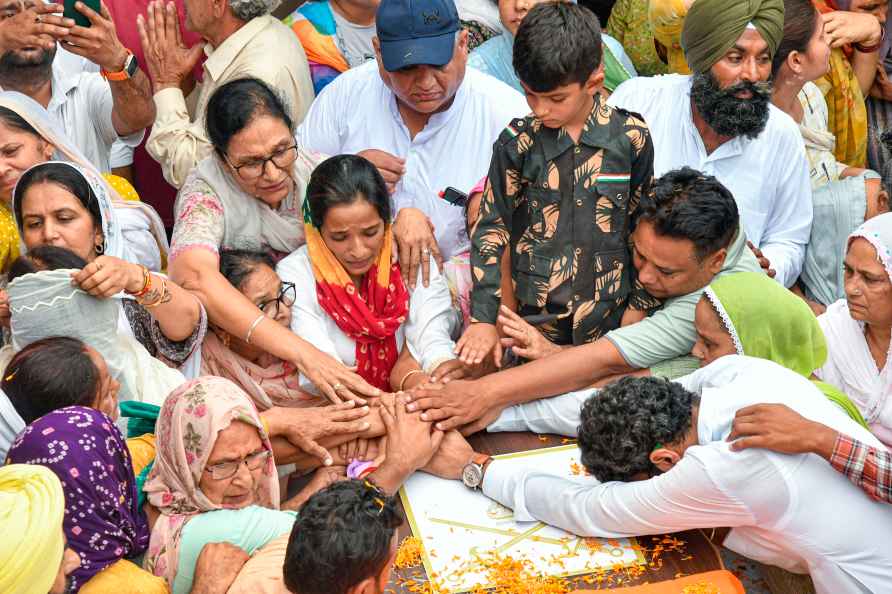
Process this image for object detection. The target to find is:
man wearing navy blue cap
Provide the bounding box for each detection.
[296,0,528,291]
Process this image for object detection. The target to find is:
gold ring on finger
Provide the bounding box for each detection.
[332,382,343,392]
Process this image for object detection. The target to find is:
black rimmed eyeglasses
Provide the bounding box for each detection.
[258,282,296,318]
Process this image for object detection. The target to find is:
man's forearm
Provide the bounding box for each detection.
[110,69,156,135]
[480,338,634,409]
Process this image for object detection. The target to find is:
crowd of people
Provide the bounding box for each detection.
[0,0,890,592]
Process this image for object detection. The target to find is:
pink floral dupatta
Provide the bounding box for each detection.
[142,377,279,584]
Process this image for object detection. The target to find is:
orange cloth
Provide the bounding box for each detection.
[573,570,744,593]
[79,559,169,594]
[227,533,291,594]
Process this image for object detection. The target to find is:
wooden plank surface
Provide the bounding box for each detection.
[388,431,725,592]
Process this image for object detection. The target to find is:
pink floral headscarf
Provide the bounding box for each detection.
[143,376,279,584]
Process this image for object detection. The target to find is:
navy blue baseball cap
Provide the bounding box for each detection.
[375,0,460,72]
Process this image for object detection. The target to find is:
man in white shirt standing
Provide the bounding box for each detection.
[138,0,315,188]
[425,356,892,594]
[607,0,812,288]
[0,0,155,173]
[296,0,529,289]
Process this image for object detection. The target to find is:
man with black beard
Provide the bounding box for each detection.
[0,0,155,174]
[608,0,812,288]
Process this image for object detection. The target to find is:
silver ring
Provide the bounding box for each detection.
[332,382,343,392]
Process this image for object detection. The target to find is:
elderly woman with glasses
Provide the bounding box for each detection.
[169,77,381,406]
[201,249,322,410]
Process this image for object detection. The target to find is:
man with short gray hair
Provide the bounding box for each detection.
[138,0,315,188]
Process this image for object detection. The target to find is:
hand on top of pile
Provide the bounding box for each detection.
[497,305,562,362]
[137,0,203,93]
[262,401,372,467]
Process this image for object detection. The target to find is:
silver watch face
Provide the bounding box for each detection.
[462,463,483,488]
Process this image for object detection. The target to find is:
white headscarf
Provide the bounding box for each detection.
[0,91,168,270]
[816,212,892,446]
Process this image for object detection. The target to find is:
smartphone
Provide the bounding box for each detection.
[439,186,468,208]
[63,0,100,28]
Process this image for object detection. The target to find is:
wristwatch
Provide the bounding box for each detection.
[101,51,139,81]
[461,452,493,490]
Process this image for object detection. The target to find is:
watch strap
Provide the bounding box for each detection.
[102,51,137,81]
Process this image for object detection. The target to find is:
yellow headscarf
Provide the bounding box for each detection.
[649,0,693,74]
[0,464,66,594]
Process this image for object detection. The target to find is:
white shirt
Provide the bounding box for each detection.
[482,357,891,594]
[276,246,458,393]
[607,75,812,288]
[147,15,315,188]
[41,56,143,173]
[295,61,530,259]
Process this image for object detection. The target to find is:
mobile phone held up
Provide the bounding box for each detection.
[64,0,100,28]
[439,186,468,208]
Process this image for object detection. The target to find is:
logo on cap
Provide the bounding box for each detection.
[422,9,441,24]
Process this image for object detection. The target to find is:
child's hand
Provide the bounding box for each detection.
[454,322,501,367]
[496,305,561,361]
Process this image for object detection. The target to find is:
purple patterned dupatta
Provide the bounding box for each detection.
[7,406,150,591]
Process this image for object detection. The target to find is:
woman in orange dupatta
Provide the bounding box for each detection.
[276,154,462,396]
[811,0,884,167]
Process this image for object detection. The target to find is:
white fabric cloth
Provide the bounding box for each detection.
[295,61,529,259]
[815,212,892,446]
[7,269,185,407]
[607,75,812,287]
[276,245,458,393]
[482,356,891,594]
[455,0,505,33]
[37,55,144,174]
[147,15,315,188]
[0,91,168,271]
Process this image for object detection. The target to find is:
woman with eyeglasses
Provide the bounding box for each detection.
[277,154,464,396]
[169,77,381,406]
[142,376,360,593]
[201,249,321,410]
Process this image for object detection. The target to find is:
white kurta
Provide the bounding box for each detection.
[295,61,530,259]
[607,75,812,288]
[483,356,891,594]
[276,246,458,393]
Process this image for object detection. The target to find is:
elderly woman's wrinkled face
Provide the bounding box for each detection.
[20,181,102,261]
[320,198,386,284]
[0,122,53,204]
[241,263,292,328]
[86,346,120,422]
[198,420,267,508]
[691,296,737,366]
[844,237,892,327]
[224,114,297,210]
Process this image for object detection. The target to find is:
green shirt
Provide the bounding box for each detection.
[172,507,297,594]
[605,229,761,368]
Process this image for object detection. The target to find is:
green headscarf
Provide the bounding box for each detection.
[681,0,784,73]
[704,272,869,428]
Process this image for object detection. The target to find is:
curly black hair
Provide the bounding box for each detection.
[284,480,403,594]
[636,167,739,261]
[577,377,699,482]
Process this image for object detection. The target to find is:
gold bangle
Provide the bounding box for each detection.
[399,369,425,391]
[126,265,151,297]
[245,313,266,344]
[141,276,168,309]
